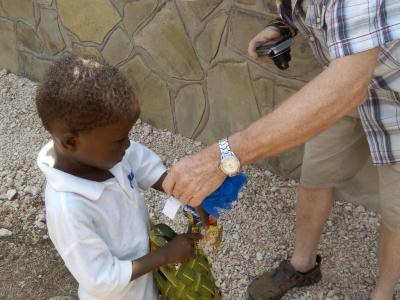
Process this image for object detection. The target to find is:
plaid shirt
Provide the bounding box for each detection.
[276,0,400,165]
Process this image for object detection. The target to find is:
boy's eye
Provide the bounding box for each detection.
[116,138,126,143]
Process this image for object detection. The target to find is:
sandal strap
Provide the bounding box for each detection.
[272,255,322,285]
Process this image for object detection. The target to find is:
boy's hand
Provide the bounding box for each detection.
[162,233,202,264]
[193,206,210,229]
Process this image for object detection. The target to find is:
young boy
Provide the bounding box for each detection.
[36,54,201,300]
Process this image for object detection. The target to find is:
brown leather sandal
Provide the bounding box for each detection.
[247,255,322,300]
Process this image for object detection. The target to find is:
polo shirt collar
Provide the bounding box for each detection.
[37,141,106,201]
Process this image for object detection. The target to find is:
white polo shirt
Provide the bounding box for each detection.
[37,140,166,300]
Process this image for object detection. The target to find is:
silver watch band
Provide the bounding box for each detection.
[218,137,236,159]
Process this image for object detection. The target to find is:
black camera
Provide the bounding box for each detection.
[255,36,294,70]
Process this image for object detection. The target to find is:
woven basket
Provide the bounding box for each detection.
[150,223,222,300]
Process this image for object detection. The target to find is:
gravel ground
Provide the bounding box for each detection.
[0,70,399,300]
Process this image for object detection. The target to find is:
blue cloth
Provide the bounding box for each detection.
[198,172,247,218]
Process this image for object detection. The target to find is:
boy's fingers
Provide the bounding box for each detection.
[187,233,202,241]
[194,206,210,229]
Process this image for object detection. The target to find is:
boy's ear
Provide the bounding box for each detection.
[60,132,79,152]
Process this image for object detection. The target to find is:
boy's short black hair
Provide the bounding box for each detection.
[36,54,139,133]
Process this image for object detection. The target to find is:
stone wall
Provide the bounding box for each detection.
[0,0,321,178]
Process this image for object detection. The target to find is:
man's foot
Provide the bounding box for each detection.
[247,255,322,300]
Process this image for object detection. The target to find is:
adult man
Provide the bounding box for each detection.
[163,0,400,299]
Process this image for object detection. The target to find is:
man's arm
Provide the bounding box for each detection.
[231,48,379,164]
[163,48,380,206]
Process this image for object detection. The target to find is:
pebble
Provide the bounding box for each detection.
[317,291,324,300]
[34,220,46,229]
[256,252,263,261]
[264,170,273,176]
[0,228,12,237]
[354,205,365,214]
[270,186,279,192]
[34,213,46,229]
[6,189,17,200]
[344,205,353,212]
[24,186,39,197]
[0,69,8,77]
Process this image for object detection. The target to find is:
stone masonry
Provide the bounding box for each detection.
[0,0,321,178]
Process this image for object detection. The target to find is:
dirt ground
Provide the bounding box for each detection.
[2,71,400,300]
[0,236,77,300]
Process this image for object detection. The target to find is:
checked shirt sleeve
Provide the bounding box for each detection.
[326,0,400,59]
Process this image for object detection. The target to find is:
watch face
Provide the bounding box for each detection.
[221,156,240,175]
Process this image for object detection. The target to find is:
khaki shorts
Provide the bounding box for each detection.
[300,113,400,233]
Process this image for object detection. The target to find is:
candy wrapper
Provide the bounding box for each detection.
[200,172,247,218]
[183,206,223,251]
[162,173,247,251]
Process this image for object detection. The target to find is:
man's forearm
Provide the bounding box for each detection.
[229,48,379,165]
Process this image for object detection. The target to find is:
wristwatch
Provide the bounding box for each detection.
[218,137,240,177]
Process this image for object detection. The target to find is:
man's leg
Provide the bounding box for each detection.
[371,164,400,299]
[371,224,400,300]
[293,115,368,271]
[290,186,334,272]
[247,115,369,300]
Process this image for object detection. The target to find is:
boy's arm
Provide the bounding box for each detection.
[152,171,167,192]
[130,233,201,281]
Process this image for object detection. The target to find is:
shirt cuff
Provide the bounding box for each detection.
[139,164,167,190]
[120,259,133,288]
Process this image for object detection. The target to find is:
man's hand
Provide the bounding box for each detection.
[162,144,226,207]
[248,27,282,63]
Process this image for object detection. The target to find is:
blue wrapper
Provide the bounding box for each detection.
[194,172,247,218]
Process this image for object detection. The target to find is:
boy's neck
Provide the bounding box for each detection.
[53,147,114,182]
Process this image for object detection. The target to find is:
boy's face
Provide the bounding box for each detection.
[69,120,134,170]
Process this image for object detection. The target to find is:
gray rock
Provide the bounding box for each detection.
[23,186,39,197]
[0,69,8,77]
[256,252,263,261]
[6,189,16,200]
[0,228,12,237]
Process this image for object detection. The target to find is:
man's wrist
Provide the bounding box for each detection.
[267,18,297,37]
[218,137,241,176]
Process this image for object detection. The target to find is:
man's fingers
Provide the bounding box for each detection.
[179,193,192,205]
[248,39,259,59]
[188,194,206,208]
[162,172,175,195]
[257,56,273,64]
